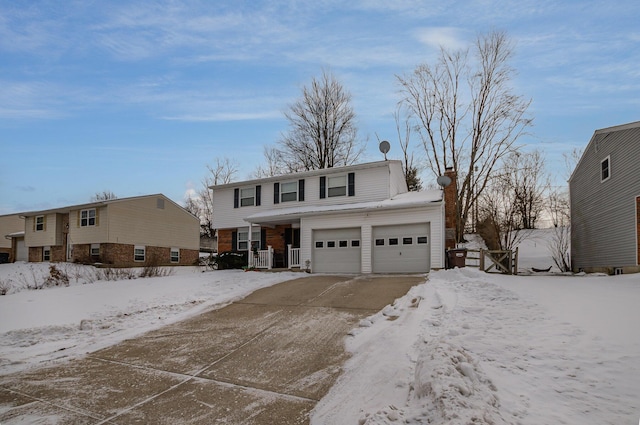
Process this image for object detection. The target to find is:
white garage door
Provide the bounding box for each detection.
[373,223,430,273]
[313,228,361,273]
[16,238,28,262]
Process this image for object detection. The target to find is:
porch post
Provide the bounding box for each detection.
[248,223,253,268]
[267,245,273,270]
[287,244,292,269]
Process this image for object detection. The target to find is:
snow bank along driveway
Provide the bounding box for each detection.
[313,268,640,425]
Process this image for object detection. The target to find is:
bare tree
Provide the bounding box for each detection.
[393,109,423,191]
[186,158,238,240]
[251,146,286,178]
[398,30,533,242]
[503,149,549,229]
[274,69,365,172]
[91,191,117,201]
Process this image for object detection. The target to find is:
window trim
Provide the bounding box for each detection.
[601,155,611,182]
[43,246,51,261]
[240,187,256,207]
[35,215,45,232]
[327,175,347,198]
[170,248,180,263]
[134,245,146,262]
[280,181,298,203]
[90,243,100,256]
[80,208,97,227]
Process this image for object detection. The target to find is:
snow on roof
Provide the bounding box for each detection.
[245,189,443,223]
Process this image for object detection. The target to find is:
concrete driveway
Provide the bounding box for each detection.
[0,274,425,424]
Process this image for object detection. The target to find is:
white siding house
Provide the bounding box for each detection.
[211,160,445,273]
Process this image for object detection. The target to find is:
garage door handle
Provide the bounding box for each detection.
[399,252,402,256]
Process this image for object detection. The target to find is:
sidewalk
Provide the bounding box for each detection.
[0,274,424,424]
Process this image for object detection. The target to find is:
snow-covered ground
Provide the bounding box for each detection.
[1,231,639,424]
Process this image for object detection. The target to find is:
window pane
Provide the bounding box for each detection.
[281,192,297,202]
[351,240,360,247]
[238,241,248,250]
[375,239,385,246]
[403,237,413,245]
[315,241,324,248]
[328,175,346,187]
[417,236,428,244]
[389,238,399,245]
[327,241,336,248]
[238,232,248,241]
[339,240,348,248]
[328,186,347,197]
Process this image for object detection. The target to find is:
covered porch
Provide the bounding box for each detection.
[242,218,301,270]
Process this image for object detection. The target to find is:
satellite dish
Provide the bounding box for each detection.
[379,140,391,160]
[437,175,452,188]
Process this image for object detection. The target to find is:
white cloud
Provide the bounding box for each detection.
[414,27,468,51]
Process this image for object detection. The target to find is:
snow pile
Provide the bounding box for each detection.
[313,268,640,424]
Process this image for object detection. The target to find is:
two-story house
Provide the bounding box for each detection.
[569,120,640,274]
[0,214,25,263]
[211,160,445,273]
[18,194,200,267]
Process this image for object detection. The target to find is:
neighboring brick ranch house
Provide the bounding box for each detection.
[211,160,447,274]
[18,194,200,267]
[570,120,640,274]
[0,214,25,263]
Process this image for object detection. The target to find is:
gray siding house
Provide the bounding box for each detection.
[569,121,640,274]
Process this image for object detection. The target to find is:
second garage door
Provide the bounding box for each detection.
[313,228,361,273]
[372,223,430,273]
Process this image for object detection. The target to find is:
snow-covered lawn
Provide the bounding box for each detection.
[0,263,306,376]
[1,236,639,424]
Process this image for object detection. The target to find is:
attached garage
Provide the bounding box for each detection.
[372,223,430,273]
[313,228,361,273]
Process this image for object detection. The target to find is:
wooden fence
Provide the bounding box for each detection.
[464,248,518,275]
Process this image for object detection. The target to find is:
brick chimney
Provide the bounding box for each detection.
[444,167,457,249]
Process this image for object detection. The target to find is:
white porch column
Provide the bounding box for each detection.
[248,223,253,268]
[267,245,273,270]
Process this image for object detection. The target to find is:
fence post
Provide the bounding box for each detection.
[479,248,485,271]
[513,247,519,275]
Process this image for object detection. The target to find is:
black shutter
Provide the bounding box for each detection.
[320,176,326,199]
[233,188,239,208]
[348,172,355,196]
[274,182,280,204]
[298,179,305,201]
[231,231,237,251]
[255,185,261,206]
[261,228,267,250]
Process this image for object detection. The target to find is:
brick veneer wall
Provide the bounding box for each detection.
[85,243,200,267]
[217,229,234,252]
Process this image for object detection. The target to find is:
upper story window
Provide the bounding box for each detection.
[80,209,96,227]
[35,215,45,231]
[234,186,261,208]
[328,175,347,197]
[601,156,610,182]
[320,173,355,199]
[274,179,305,204]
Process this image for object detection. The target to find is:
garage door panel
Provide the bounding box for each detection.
[373,223,430,273]
[313,228,361,273]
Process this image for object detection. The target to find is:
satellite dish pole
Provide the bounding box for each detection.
[379,140,391,160]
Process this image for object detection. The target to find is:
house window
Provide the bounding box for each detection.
[389,238,399,246]
[327,241,336,248]
[90,244,100,256]
[315,241,324,248]
[80,209,96,227]
[601,156,610,182]
[157,198,165,209]
[43,246,51,261]
[240,188,255,207]
[134,246,145,262]
[339,240,348,248]
[35,216,45,231]
[170,248,180,263]
[375,239,385,246]
[351,240,360,247]
[237,229,261,251]
[281,181,298,202]
[403,237,413,245]
[417,236,428,244]
[328,175,347,197]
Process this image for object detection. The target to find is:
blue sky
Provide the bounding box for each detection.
[1,0,639,214]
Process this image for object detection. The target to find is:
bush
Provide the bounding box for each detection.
[214,251,247,270]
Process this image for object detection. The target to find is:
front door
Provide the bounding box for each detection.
[284,227,300,267]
